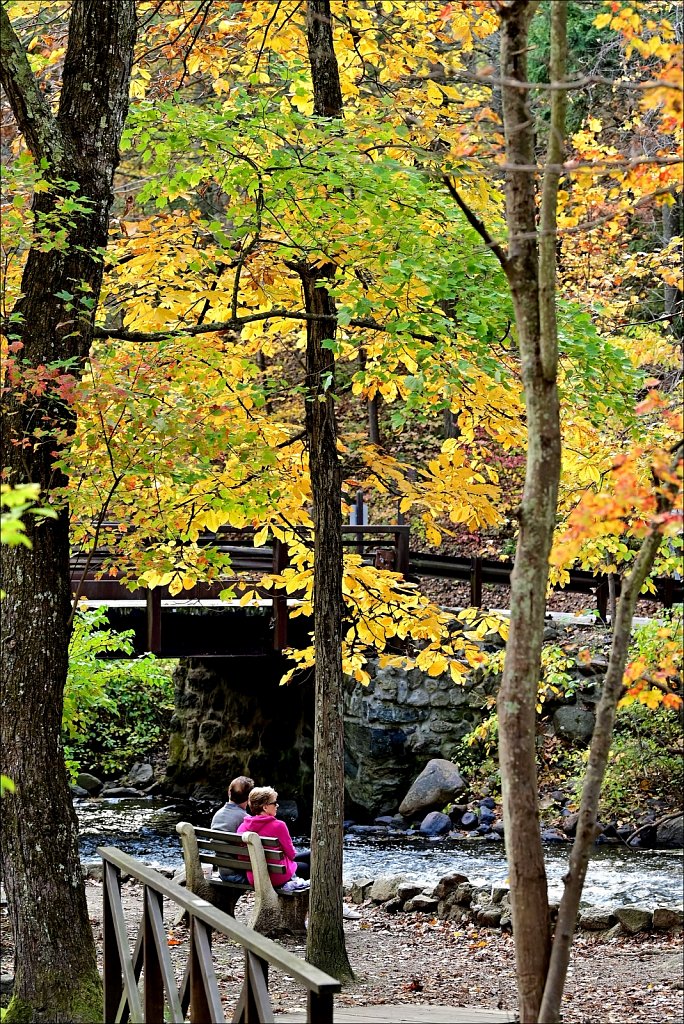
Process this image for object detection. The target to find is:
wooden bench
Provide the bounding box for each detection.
[176,821,308,936]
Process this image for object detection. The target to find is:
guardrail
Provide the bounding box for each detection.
[100,845,340,1023]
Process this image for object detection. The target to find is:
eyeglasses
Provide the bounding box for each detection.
[266,801,278,807]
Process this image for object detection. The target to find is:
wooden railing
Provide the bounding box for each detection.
[100,846,340,1023]
[72,524,682,656]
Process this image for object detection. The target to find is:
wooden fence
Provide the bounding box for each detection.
[100,846,340,1023]
[72,524,682,656]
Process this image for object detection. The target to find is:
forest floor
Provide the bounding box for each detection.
[6,879,676,1024]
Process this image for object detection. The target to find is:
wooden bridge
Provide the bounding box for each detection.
[71,524,682,658]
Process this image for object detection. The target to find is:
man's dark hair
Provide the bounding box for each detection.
[228,776,254,804]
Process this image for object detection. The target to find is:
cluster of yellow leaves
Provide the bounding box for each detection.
[620,616,683,712]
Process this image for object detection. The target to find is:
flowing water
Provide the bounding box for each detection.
[76,797,683,909]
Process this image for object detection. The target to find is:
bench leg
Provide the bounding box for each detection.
[250,889,308,936]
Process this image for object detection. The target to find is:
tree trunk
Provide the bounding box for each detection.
[300,0,353,981]
[368,395,381,446]
[539,448,682,1022]
[299,263,352,980]
[496,3,566,1020]
[0,4,136,1020]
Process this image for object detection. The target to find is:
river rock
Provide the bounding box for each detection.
[433,873,470,900]
[405,894,439,913]
[452,882,475,906]
[652,907,684,931]
[70,785,90,798]
[656,814,683,849]
[76,772,103,794]
[369,875,408,903]
[448,803,468,825]
[552,705,595,741]
[477,906,502,927]
[614,906,652,934]
[398,759,466,818]
[562,812,579,836]
[419,811,451,836]
[349,878,374,904]
[81,864,103,882]
[541,828,568,843]
[460,811,479,830]
[123,762,154,787]
[579,907,618,931]
[397,882,424,904]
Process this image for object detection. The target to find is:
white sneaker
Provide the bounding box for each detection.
[343,905,362,920]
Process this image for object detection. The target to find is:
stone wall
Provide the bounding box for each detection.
[166,657,315,808]
[343,662,498,817]
[165,655,497,817]
[165,626,625,820]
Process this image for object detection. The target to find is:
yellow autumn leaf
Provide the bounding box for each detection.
[427,655,448,677]
[254,525,269,547]
[425,80,443,107]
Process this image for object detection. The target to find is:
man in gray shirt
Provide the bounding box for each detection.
[211,775,254,881]
[211,775,254,832]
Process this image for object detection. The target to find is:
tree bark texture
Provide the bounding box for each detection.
[495,3,565,1021]
[301,0,353,981]
[0,4,136,1020]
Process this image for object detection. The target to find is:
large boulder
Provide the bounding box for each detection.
[552,705,595,742]
[123,762,154,787]
[398,759,466,818]
[656,814,683,849]
[369,875,409,903]
[76,772,103,795]
[579,907,618,931]
[652,907,684,931]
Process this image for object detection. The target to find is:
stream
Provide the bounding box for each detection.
[76,797,684,910]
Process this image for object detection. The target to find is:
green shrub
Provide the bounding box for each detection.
[571,702,683,819]
[64,607,174,778]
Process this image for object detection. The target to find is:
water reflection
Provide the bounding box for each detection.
[76,798,684,909]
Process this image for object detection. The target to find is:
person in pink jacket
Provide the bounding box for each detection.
[236,786,310,887]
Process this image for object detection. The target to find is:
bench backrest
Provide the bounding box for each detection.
[194,827,287,878]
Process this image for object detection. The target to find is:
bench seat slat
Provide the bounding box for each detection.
[197,844,286,867]
[200,853,286,875]
[194,827,280,850]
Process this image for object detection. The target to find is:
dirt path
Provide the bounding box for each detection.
[81,881,684,1023]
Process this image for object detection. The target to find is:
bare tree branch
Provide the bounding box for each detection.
[442,177,509,268]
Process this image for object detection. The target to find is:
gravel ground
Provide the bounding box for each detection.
[2,879,681,1021]
[25,880,678,1024]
